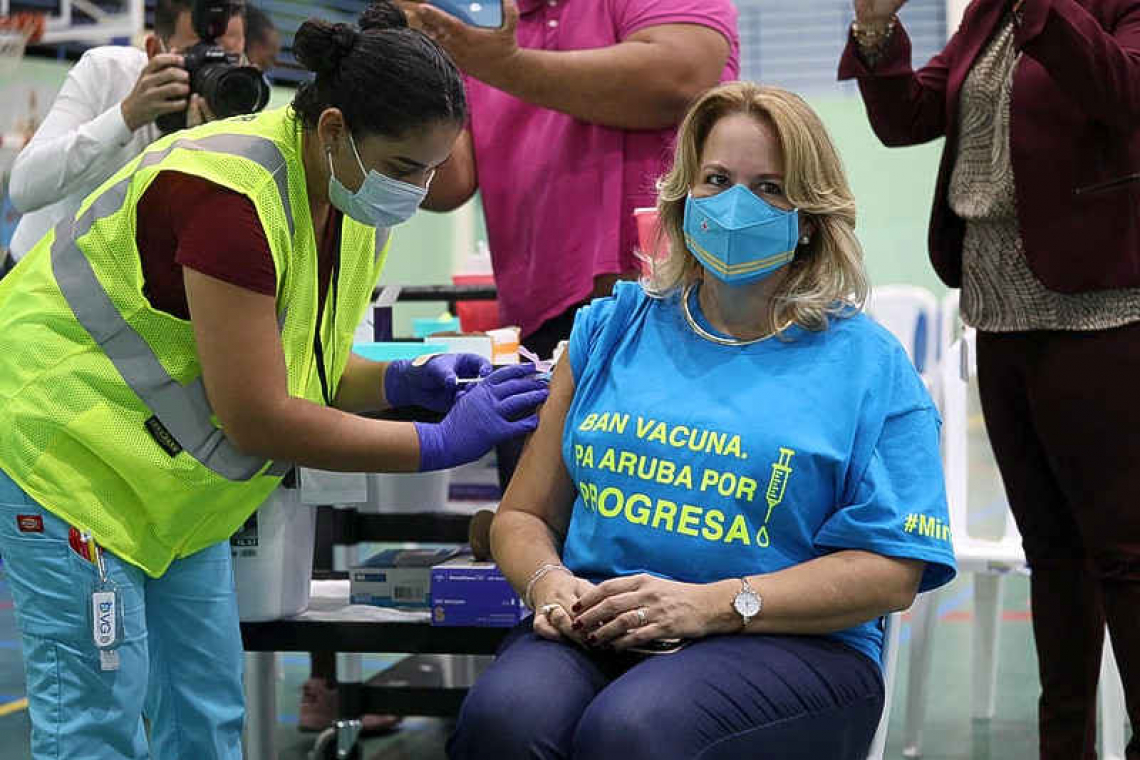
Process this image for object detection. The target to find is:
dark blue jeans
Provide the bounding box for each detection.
[449,620,884,760]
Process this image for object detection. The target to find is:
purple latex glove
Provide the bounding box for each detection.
[415,363,550,471]
[384,353,492,412]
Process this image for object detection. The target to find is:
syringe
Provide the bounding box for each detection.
[763,447,796,522]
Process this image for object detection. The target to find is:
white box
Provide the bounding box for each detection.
[426,335,494,362]
[364,470,450,515]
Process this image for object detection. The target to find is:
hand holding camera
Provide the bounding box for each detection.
[153,0,270,134]
[121,54,192,132]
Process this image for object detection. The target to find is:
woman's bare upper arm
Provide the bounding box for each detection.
[183,267,291,447]
[498,356,579,539]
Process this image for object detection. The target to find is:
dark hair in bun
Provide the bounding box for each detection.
[292,0,465,138]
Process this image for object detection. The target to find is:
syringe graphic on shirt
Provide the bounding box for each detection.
[757,448,796,548]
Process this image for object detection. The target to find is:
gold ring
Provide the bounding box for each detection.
[539,603,562,617]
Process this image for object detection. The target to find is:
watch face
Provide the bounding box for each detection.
[734,590,761,617]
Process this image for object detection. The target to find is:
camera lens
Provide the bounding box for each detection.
[196,62,271,119]
[215,67,270,116]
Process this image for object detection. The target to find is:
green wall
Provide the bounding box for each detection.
[808,95,948,295]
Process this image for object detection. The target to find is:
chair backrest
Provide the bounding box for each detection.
[866,285,939,374]
[940,330,970,533]
[938,290,961,361]
[865,611,903,760]
[938,328,1023,546]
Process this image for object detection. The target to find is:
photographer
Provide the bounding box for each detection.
[244,4,281,73]
[6,0,244,264]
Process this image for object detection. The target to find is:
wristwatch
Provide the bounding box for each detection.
[732,577,762,628]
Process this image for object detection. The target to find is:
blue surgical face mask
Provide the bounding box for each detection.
[683,184,799,285]
[327,133,430,228]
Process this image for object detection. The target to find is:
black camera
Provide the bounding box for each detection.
[155,0,271,133]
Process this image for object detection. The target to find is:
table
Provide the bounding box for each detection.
[241,580,511,760]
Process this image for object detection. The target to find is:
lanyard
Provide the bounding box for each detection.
[82,531,122,670]
[313,227,341,407]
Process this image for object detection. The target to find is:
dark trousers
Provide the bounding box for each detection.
[496,302,585,492]
[448,622,884,760]
[977,326,1140,760]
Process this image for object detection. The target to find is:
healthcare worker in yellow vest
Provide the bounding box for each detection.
[0,3,548,757]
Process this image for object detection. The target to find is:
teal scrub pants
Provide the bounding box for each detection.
[0,468,245,759]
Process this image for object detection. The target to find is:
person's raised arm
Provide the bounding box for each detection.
[838,0,963,147]
[10,51,189,214]
[401,0,730,130]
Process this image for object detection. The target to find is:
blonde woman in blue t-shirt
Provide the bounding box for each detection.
[449,82,957,760]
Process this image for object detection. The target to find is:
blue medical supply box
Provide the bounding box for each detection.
[350,547,464,609]
[430,556,525,627]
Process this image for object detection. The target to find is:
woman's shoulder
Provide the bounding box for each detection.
[813,310,920,378]
[576,281,655,328]
[568,281,666,375]
[827,310,937,415]
[817,309,908,353]
[607,280,655,310]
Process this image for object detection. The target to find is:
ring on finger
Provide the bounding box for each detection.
[634,607,648,628]
[539,603,563,617]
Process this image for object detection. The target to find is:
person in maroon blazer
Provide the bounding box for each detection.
[839,1,1140,758]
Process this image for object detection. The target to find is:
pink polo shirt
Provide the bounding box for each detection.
[466,0,739,339]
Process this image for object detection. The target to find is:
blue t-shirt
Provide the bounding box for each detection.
[561,282,957,665]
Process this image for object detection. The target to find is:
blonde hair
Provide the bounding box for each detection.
[647,82,868,331]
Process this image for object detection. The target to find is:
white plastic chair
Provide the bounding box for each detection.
[903,310,1128,759]
[866,611,903,760]
[902,328,1027,759]
[1102,632,1130,760]
[865,285,940,375]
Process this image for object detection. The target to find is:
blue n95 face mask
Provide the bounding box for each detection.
[683,184,799,284]
[328,133,429,228]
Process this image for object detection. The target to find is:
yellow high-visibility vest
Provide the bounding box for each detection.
[0,107,390,576]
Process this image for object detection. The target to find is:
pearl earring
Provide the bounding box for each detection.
[799,235,811,245]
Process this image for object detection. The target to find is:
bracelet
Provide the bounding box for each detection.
[852,15,898,48]
[523,563,571,610]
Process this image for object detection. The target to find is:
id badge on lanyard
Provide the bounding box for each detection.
[82,533,124,671]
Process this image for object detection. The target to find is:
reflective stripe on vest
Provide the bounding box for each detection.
[52,134,296,481]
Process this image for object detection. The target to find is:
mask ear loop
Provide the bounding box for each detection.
[347,131,370,183]
[325,144,339,185]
